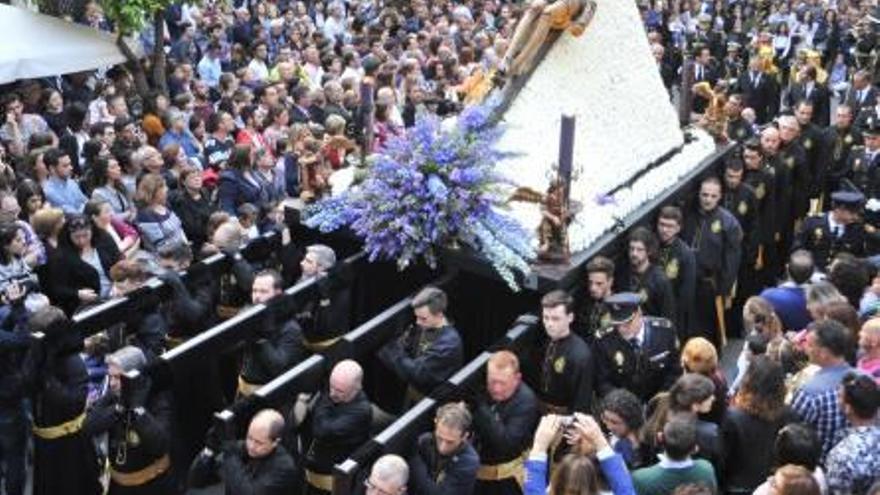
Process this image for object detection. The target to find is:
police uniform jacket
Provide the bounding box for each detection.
[724,182,760,264]
[595,317,681,401]
[793,213,866,271]
[472,382,540,465]
[305,390,372,474]
[848,146,880,198]
[682,206,743,295]
[409,432,479,495]
[659,237,696,334]
[378,324,464,396]
[533,332,596,413]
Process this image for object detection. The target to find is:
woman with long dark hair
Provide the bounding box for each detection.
[46,213,121,315]
[218,144,266,215]
[88,156,135,222]
[722,356,794,494]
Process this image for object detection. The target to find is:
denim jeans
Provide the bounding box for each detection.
[0,404,27,495]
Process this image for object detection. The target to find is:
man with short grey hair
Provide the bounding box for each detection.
[84,345,176,493]
[296,244,351,352]
[366,455,408,495]
[377,286,463,406]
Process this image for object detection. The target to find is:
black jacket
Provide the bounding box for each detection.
[408,432,479,495]
[378,324,464,396]
[305,390,372,473]
[44,229,121,316]
[240,307,306,386]
[721,406,796,492]
[189,442,299,495]
[169,189,215,253]
[472,382,540,465]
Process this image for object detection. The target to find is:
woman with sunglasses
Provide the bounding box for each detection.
[46,213,121,315]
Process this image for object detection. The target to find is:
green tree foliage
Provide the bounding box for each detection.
[100,0,173,35]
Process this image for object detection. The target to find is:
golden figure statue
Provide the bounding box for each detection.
[502,0,598,77]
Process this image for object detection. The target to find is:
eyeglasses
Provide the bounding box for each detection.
[364,478,397,495]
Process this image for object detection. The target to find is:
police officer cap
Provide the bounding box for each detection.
[831,190,865,209]
[864,116,880,137]
[604,292,641,324]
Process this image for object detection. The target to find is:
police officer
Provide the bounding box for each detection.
[656,206,696,340]
[377,286,463,406]
[472,351,539,495]
[576,256,614,342]
[682,176,743,346]
[238,269,306,397]
[408,403,479,495]
[83,346,175,494]
[822,104,862,200]
[528,290,596,414]
[848,116,880,198]
[594,293,681,402]
[295,244,352,352]
[302,360,372,494]
[618,227,676,323]
[793,191,867,272]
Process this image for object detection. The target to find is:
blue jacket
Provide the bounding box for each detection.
[218,169,267,215]
[525,448,635,495]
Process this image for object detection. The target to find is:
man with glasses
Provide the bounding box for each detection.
[364,454,408,495]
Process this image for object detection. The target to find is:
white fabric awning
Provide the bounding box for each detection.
[0,4,128,84]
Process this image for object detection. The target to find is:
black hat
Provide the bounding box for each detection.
[604,293,641,324]
[864,116,880,137]
[831,190,865,210]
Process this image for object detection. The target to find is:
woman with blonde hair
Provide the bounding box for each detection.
[134,174,188,252]
[681,337,728,424]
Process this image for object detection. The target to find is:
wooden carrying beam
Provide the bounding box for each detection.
[70,228,281,338]
[331,313,541,494]
[210,273,455,439]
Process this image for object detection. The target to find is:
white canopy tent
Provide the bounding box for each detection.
[0,4,128,84]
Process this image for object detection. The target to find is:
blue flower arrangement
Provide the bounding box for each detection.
[304,99,535,290]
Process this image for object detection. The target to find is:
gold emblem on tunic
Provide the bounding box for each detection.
[665,259,679,280]
[711,220,722,233]
[554,357,566,374]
